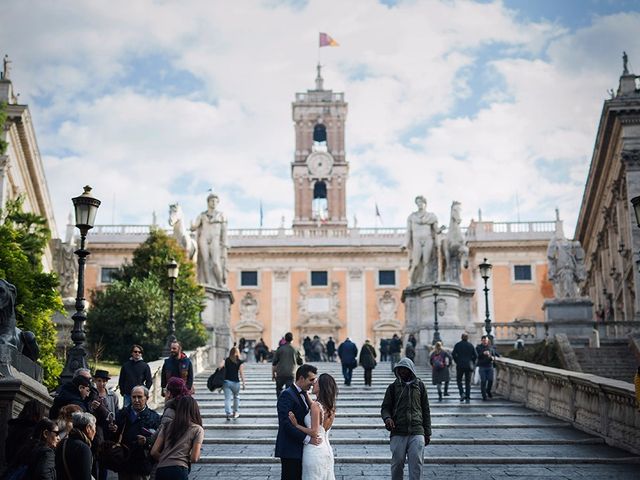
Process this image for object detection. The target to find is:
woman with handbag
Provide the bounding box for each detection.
[359,339,377,387]
[430,341,453,401]
[151,396,204,480]
[221,347,245,420]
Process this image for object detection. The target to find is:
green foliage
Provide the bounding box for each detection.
[0,102,7,154]
[504,340,562,368]
[0,197,64,389]
[87,228,207,363]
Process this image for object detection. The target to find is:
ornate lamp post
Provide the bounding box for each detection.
[631,196,640,228]
[479,258,493,340]
[162,260,179,356]
[432,282,441,345]
[59,186,100,384]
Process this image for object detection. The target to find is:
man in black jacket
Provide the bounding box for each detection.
[118,344,153,408]
[451,333,477,403]
[388,334,403,371]
[476,335,499,400]
[115,385,161,479]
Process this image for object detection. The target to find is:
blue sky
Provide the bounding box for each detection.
[1,0,639,238]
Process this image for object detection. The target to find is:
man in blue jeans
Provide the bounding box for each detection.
[337,337,358,386]
[476,335,499,400]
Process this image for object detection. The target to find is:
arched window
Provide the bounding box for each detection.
[312,181,328,220]
[313,123,327,152]
[313,124,327,143]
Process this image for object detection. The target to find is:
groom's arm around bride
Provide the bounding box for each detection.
[275,364,321,480]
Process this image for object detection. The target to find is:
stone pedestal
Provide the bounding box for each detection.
[402,282,476,364]
[543,298,594,347]
[202,286,234,365]
[0,349,52,468]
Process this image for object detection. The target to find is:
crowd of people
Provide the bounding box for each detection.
[3,340,203,480]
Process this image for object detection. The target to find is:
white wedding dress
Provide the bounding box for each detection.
[301,403,335,480]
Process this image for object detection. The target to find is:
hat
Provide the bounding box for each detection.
[93,369,111,380]
[72,375,91,388]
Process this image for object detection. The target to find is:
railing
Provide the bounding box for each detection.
[295,91,344,102]
[596,321,640,339]
[495,357,640,454]
[492,320,546,344]
[466,221,557,242]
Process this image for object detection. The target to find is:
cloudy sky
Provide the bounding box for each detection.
[2,0,640,238]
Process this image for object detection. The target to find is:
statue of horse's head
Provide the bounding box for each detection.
[168,203,182,226]
[450,201,462,224]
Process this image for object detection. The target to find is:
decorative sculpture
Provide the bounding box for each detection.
[0,279,39,362]
[623,51,629,75]
[54,241,78,299]
[547,222,587,299]
[440,201,469,283]
[404,195,439,285]
[377,290,398,323]
[192,193,228,288]
[169,203,197,261]
[239,292,259,324]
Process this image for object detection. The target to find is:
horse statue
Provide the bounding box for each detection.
[169,203,197,261]
[440,201,468,283]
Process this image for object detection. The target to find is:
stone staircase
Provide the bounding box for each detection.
[573,343,637,382]
[188,362,640,479]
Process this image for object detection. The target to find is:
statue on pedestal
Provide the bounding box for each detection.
[547,221,586,299]
[0,279,39,362]
[169,203,197,262]
[404,196,439,285]
[192,193,228,288]
[440,201,468,283]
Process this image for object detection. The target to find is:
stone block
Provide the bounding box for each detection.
[543,299,594,347]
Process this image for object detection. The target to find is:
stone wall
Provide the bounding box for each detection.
[495,357,640,454]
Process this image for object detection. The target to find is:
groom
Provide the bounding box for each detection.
[275,364,322,479]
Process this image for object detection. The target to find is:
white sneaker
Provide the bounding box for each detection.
[232,412,240,419]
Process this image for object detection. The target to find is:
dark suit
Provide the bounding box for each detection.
[275,385,309,479]
[338,339,358,385]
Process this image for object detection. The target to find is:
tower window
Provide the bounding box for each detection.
[313,124,327,143]
[313,181,328,220]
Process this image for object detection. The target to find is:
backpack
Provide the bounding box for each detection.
[207,366,225,392]
[433,353,445,370]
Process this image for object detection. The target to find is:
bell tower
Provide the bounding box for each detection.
[291,65,348,229]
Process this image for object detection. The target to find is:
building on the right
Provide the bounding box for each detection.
[575,55,640,337]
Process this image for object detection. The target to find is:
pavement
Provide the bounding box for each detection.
[183,361,640,479]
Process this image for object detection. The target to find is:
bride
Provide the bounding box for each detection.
[288,373,338,480]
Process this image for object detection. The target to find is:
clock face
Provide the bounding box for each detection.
[307,152,334,177]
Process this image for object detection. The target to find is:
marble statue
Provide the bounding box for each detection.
[56,242,78,299]
[623,51,629,75]
[441,201,469,283]
[169,203,197,261]
[404,195,439,285]
[547,221,586,299]
[192,193,228,288]
[2,55,11,80]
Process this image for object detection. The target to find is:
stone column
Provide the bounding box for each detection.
[0,155,8,210]
[271,269,291,349]
[347,268,365,346]
[622,148,640,317]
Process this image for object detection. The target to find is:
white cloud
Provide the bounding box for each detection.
[1,1,638,239]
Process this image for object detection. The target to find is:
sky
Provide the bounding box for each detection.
[2,0,640,238]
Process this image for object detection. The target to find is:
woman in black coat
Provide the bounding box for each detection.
[5,399,47,464]
[359,339,377,387]
[430,341,453,401]
[25,418,60,479]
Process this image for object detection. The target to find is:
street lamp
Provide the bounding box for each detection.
[60,186,101,384]
[479,258,493,340]
[432,282,442,345]
[162,260,179,356]
[631,196,640,228]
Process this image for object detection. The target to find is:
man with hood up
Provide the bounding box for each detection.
[381,357,431,480]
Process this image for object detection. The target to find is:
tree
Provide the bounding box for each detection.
[0,197,64,389]
[87,228,207,362]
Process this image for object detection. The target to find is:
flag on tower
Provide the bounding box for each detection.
[319,32,339,47]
